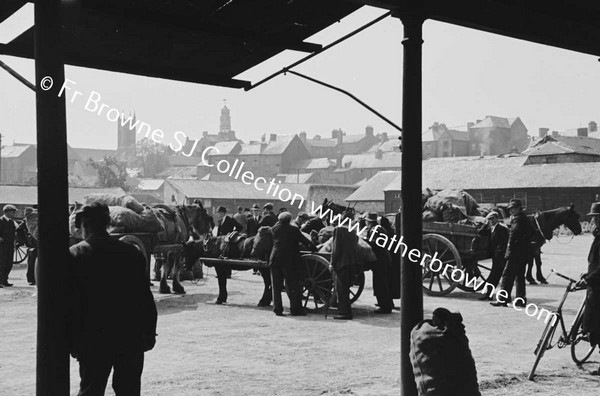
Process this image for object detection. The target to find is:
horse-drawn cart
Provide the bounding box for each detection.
[421,221,491,296]
[199,251,365,310]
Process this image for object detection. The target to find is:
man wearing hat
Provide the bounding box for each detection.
[0,204,18,287]
[69,202,157,394]
[213,206,242,237]
[246,204,262,237]
[233,206,247,234]
[491,199,534,307]
[477,211,509,300]
[259,203,277,228]
[362,212,393,313]
[576,202,600,375]
[270,211,317,316]
[292,212,310,229]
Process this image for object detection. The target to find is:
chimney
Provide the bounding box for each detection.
[467,122,474,131]
[552,131,559,137]
[365,125,374,137]
[589,121,598,132]
[538,127,549,138]
[299,131,307,143]
[331,129,339,139]
[202,131,208,137]
[375,149,383,159]
[260,142,268,153]
[381,132,388,142]
[577,127,588,137]
[269,134,277,142]
[476,119,481,124]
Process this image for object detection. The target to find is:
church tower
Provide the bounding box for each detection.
[219,100,231,134]
[117,111,136,162]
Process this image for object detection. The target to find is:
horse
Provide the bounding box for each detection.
[152,203,212,294]
[301,199,356,243]
[197,226,274,305]
[525,204,582,284]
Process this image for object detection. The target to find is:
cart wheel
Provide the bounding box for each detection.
[349,270,365,304]
[118,235,149,266]
[456,257,491,292]
[301,254,332,310]
[421,234,462,296]
[13,243,28,264]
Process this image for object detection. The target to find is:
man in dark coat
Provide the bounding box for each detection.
[478,211,509,300]
[246,204,262,237]
[363,212,393,313]
[213,206,242,236]
[579,202,600,375]
[0,204,17,287]
[259,203,277,228]
[491,199,534,307]
[270,212,316,316]
[69,203,157,395]
[233,206,247,234]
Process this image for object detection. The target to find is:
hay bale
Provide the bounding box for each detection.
[108,206,142,232]
[84,193,144,214]
[138,207,165,233]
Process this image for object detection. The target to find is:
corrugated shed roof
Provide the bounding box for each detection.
[472,115,512,129]
[137,179,165,191]
[346,171,400,202]
[342,152,402,169]
[206,141,240,156]
[156,166,198,179]
[523,136,600,156]
[1,145,33,158]
[384,156,600,191]
[262,135,295,155]
[0,186,125,205]
[168,179,311,200]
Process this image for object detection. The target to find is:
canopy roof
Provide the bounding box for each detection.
[2,1,599,90]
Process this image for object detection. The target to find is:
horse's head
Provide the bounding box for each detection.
[251,226,273,258]
[560,203,582,235]
[183,202,212,235]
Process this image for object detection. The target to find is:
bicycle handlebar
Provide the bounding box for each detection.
[550,269,578,284]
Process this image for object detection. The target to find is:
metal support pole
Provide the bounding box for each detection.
[398,10,424,396]
[34,1,71,394]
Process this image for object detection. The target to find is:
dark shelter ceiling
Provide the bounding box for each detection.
[1,0,599,90]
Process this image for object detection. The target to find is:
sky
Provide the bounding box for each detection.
[1,6,599,150]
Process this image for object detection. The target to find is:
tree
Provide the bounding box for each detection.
[135,138,170,178]
[88,156,128,191]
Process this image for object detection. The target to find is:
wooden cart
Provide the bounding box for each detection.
[421,221,491,296]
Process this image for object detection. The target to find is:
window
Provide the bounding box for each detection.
[171,194,176,202]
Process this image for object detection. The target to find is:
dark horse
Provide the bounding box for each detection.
[525,204,582,284]
[196,226,274,305]
[301,199,356,243]
[150,203,212,294]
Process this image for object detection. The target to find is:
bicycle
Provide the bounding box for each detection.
[528,269,596,380]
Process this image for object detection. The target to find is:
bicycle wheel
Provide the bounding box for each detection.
[570,300,597,365]
[529,316,559,380]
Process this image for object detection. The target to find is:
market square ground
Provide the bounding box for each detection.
[3,235,600,395]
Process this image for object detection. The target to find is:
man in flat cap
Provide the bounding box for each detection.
[69,202,157,395]
[478,211,509,300]
[259,203,277,228]
[233,206,247,234]
[292,212,310,229]
[577,202,600,375]
[0,204,18,287]
[363,212,393,313]
[491,199,534,307]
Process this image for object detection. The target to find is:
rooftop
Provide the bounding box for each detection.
[342,151,402,169]
[346,171,400,202]
[0,185,126,205]
[168,179,311,201]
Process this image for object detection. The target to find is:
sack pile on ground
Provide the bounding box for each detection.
[423,189,481,223]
